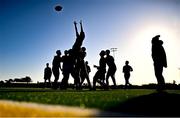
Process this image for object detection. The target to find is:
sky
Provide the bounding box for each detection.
[0,0,180,85]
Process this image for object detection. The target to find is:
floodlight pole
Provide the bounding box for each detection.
[110,48,117,59]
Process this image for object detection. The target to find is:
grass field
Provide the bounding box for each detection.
[1,88,180,116]
[0,88,154,110]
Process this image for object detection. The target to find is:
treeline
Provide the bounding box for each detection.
[0,76,32,84]
[1,81,180,90]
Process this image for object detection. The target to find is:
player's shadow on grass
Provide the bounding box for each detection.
[107,92,180,117]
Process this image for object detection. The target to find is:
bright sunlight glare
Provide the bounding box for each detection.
[123,23,180,85]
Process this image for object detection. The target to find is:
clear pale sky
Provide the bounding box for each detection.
[0,0,180,85]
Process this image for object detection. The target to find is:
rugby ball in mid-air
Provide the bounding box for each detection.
[54,5,62,12]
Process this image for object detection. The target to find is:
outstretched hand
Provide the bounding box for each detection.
[74,21,77,25]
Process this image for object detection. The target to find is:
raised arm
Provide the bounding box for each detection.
[80,20,83,32]
[74,21,79,37]
[80,20,85,39]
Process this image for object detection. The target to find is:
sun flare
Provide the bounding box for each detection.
[122,23,180,85]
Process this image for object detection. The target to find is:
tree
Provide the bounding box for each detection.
[23,76,32,84]
[5,79,13,84]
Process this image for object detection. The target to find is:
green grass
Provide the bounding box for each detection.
[1,88,180,110]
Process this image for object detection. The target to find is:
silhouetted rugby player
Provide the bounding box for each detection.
[44,63,52,87]
[151,35,167,91]
[71,21,85,90]
[93,50,108,90]
[81,61,91,87]
[123,61,133,88]
[52,50,62,89]
[61,50,74,89]
[105,49,117,88]
[79,47,92,90]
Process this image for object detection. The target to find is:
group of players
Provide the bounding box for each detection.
[44,21,133,90]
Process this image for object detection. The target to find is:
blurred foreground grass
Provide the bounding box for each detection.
[1,88,180,116]
[0,88,156,110]
[0,100,99,117]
